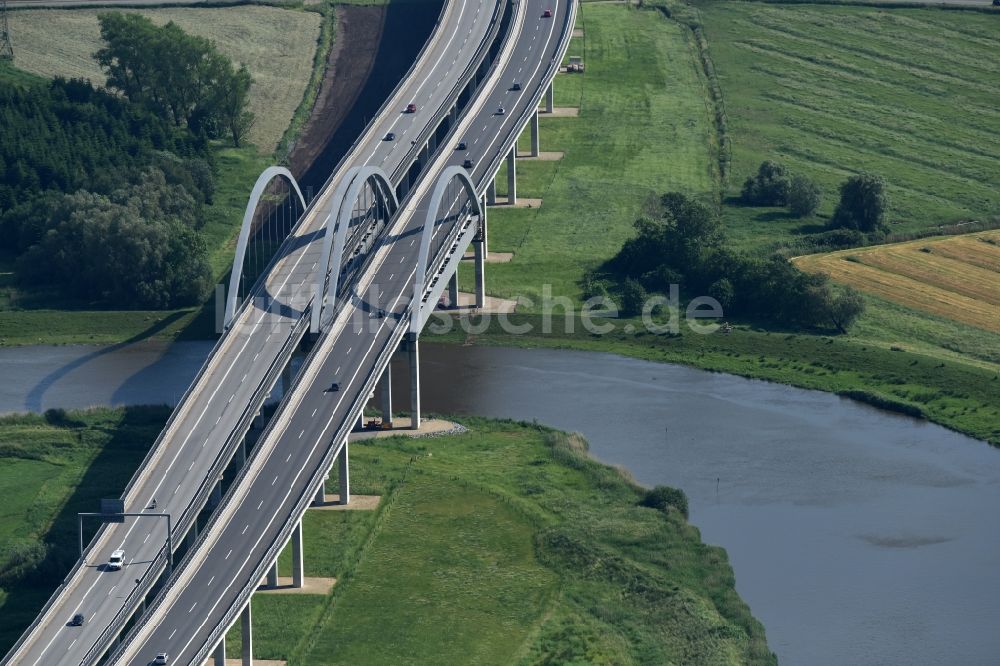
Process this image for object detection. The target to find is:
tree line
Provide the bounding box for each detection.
[0,13,255,308]
[590,192,865,333]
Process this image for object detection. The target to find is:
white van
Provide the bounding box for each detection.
[107,549,125,571]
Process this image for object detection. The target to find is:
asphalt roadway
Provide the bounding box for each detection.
[111,0,575,662]
[5,2,500,664]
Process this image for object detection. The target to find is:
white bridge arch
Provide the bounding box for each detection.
[411,165,481,334]
[224,166,306,328]
[311,165,398,333]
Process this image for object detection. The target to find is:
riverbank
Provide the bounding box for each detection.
[427,314,1000,447]
[0,407,772,663]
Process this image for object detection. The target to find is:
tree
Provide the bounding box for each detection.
[830,173,889,233]
[708,277,735,309]
[619,278,648,317]
[17,169,212,307]
[788,175,822,217]
[96,13,254,145]
[740,160,791,206]
[826,286,865,333]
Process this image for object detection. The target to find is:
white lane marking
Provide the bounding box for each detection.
[298,430,305,439]
[311,409,318,417]
[170,266,415,661]
[208,575,215,586]
[122,1,544,649]
[169,629,177,640]
[364,0,472,163]
[257,500,263,510]
[188,602,197,613]
[143,534,150,544]
[242,524,249,534]
[225,549,232,560]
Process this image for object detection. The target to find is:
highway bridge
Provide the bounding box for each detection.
[3,0,575,663]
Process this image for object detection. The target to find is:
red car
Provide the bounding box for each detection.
[405,103,417,113]
[542,9,553,17]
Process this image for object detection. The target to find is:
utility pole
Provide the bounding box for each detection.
[0,0,13,61]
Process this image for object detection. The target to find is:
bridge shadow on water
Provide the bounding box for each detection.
[23,312,189,413]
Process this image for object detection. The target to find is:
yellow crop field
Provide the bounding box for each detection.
[7,7,322,153]
[794,231,1000,333]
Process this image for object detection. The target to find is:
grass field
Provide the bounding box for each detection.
[7,6,322,153]
[795,230,1000,332]
[697,2,1000,249]
[469,3,717,305]
[0,407,169,651]
[0,409,773,663]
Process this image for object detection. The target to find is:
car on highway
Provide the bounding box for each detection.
[153,652,169,665]
[496,106,505,115]
[69,613,85,627]
[457,141,468,150]
[462,158,475,169]
[384,132,396,141]
[405,103,417,113]
[107,549,125,571]
[511,81,521,91]
[542,9,553,17]
[327,382,340,393]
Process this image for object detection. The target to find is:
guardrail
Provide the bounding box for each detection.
[475,0,578,194]
[76,309,312,666]
[3,2,515,663]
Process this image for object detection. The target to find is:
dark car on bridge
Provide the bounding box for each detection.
[69,614,85,627]
[405,103,417,113]
[463,158,475,169]
[384,132,396,141]
[542,9,553,17]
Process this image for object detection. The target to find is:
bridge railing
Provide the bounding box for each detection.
[474,0,578,193]
[77,308,313,666]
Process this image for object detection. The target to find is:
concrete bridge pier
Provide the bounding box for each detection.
[210,477,223,509]
[530,111,540,156]
[281,364,293,396]
[313,472,329,506]
[448,105,458,129]
[380,365,392,425]
[545,82,554,114]
[213,640,226,666]
[448,270,459,307]
[291,520,304,588]
[428,131,437,154]
[338,437,350,505]
[241,602,253,666]
[186,520,199,551]
[486,178,497,206]
[237,437,248,467]
[266,560,278,588]
[507,148,517,204]
[408,333,421,429]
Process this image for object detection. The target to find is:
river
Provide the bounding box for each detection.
[1,340,998,665]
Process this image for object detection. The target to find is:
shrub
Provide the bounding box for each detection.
[830,173,890,233]
[619,278,648,317]
[788,175,822,217]
[639,485,689,519]
[740,160,791,206]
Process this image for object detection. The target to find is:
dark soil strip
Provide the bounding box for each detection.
[290,0,445,196]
